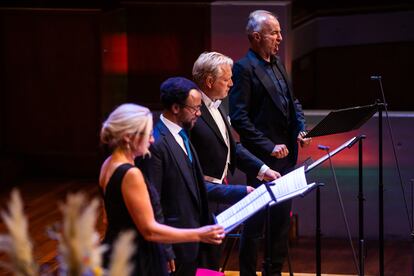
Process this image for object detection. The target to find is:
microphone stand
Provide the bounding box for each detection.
[319,145,360,275]
[377,99,385,276]
[357,135,367,276]
[316,180,322,276]
[371,76,413,276]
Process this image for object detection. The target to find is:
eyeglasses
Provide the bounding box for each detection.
[182,104,202,114]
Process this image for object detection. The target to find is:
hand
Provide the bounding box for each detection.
[246,186,255,193]
[198,225,225,244]
[297,131,312,148]
[271,144,289,159]
[166,259,175,273]
[262,169,281,182]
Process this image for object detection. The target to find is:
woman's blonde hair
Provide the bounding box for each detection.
[100,103,153,156]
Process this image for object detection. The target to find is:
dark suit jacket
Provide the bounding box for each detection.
[229,49,306,173]
[190,103,264,180]
[138,120,246,262]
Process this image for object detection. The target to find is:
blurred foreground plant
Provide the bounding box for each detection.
[0,189,38,276]
[0,190,136,276]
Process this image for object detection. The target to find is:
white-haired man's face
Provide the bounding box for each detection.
[254,16,282,60]
[207,64,233,101]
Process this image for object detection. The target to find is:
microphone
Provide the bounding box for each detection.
[370,75,382,80]
[318,144,330,151]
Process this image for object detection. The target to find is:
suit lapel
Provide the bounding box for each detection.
[218,106,236,167]
[218,106,236,147]
[200,104,227,146]
[156,121,201,208]
[248,50,287,116]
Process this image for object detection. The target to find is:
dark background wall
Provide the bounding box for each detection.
[0,0,413,184]
[124,3,212,110]
[0,8,102,184]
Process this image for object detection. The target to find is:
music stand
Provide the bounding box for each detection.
[303,103,379,276]
[304,103,377,138]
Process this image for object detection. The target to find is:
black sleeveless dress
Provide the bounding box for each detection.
[102,163,168,276]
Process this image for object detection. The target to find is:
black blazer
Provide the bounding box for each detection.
[229,49,306,171]
[190,103,264,180]
[138,120,246,262]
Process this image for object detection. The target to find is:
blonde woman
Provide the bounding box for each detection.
[99,103,224,275]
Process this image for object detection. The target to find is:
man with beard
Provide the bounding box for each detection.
[229,10,311,276]
[138,77,250,275]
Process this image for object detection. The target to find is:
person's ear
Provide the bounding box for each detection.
[206,75,214,89]
[171,103,181,115]
[253,32,261,41]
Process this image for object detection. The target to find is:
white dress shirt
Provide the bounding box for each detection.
[160,114,190,157]
[201,93,269,183]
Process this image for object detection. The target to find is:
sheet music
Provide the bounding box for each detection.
[215,184,272,232]
[270,182,317,205]
[269,166,307,200]
[216,166,315,232]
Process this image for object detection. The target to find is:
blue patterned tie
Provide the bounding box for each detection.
[179,129,193,163]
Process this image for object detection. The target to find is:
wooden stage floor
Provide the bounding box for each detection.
[0,179,411,275]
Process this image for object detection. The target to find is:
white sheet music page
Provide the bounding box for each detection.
[273,182,317,204]
[269,166,308,201]
[215,184,272,232]
[215,166,315,232]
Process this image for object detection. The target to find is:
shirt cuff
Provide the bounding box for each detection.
[272,145,279,154]
[256,164,270,181]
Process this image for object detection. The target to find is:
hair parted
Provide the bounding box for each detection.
[192,51,233,85]
[246,10,278,39]
[100,103,153,154]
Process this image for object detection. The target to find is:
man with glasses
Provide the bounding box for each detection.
[138,77,251,275]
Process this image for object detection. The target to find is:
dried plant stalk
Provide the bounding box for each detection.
[107,230,136,276]
[58,193,104,276]
[0,189,38,276]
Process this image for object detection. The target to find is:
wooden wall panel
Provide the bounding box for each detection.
[0,9,102,178]
[123,3,211,110]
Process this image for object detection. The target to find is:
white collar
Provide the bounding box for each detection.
[202,92,221,109]
[160,114,182,136]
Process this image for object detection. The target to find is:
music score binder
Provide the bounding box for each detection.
[215,166,317,232]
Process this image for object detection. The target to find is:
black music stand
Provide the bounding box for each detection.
[304,103,378,276]
[304,103,377,138]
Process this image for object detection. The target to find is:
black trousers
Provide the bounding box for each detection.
[239,160,294,276]
[239,199,292,276]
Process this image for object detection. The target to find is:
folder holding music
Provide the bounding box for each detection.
[215,166,317,232]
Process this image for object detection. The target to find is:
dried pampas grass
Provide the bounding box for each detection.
[57,193,105,276]
[107,230,136,276]
[0,189,38,276]
[0,189,136,276]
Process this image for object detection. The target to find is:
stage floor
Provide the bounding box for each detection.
[0,179,411,275]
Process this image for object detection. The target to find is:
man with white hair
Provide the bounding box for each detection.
[229,10,311,276]
[190,51,281,270]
